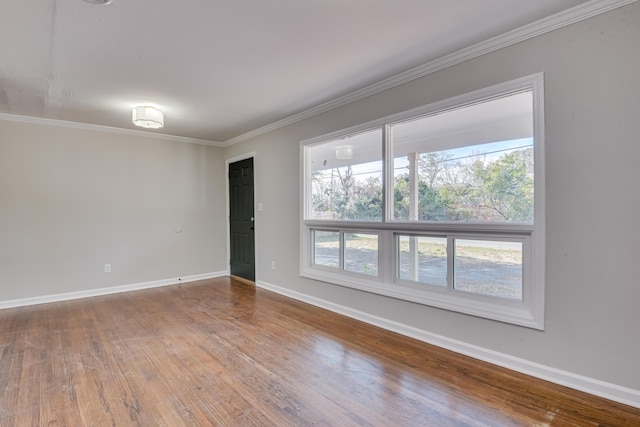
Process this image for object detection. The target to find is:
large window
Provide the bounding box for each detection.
[301,75,545,329]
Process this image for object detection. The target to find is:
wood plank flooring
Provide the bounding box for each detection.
[1,277,639,426]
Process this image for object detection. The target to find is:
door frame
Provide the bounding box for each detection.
[225,152,257,280]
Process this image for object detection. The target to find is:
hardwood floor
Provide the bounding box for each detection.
[1,277,638,426]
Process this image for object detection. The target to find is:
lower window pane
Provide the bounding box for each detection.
[398,235,447,287]
[344,233,378,276]
[454,239,523,300]
[313,230,339,268]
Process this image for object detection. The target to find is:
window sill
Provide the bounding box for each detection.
[301,266,544,330]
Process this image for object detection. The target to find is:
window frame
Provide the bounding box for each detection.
[300,74,545,329]
[309,227,384,282]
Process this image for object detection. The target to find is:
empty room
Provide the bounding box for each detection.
[1,0,640,425]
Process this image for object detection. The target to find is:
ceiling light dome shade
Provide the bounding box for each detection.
[335,145,353,160]
[132,106,164,129]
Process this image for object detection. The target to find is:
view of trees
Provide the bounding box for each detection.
[311,143,534,223]
[311,166,383,221]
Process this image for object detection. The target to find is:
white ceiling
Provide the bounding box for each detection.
[0,0,593,144]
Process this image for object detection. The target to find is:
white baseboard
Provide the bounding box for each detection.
[257,280,640,409]
[0,271,227,310]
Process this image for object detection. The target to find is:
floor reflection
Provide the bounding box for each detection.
[308,329,521,426]
[228,278,256,320]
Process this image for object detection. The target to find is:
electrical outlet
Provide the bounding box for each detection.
[104,264,112,273]
[271,261,276,270]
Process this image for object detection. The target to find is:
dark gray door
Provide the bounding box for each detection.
[229,158,255,281]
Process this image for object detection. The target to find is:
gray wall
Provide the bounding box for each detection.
[224,3,640,390]
[0,121,227,301]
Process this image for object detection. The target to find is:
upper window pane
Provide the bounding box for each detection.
[308,129,383,221]
[391,91,534,223]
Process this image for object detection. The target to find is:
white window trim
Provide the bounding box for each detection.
[309,228,384,282]
[300,74,545,330]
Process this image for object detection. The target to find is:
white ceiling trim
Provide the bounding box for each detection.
[0,0,634,147]
[0,113,224,147]
[222,0,637,147]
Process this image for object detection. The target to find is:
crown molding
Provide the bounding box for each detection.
[223,0,638,146]
[0,113,224,147]
[1,0,634,148]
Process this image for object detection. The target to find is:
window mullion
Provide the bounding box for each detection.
[339,231,345,271]
[447,236,454,291]
[383,124,394,224]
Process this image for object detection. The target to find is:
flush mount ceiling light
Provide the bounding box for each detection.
[335,145,353,160]
[84,0,112,4]
[132,106,164,129]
